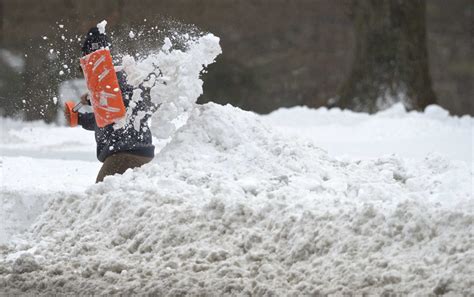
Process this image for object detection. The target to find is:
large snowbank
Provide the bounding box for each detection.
[1,103,472,295]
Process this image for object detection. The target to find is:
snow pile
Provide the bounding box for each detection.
[120,33,221,138]
[0,103,472,295]
[265,103,473,164]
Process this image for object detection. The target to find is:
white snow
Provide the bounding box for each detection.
[1,103,472,295]
[119,33,221,139]
[97,20,107,34]
[0,118,100,247]
[265,104,472,164]
[0,30,472,295]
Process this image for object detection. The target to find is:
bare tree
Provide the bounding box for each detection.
[334,0,437,112]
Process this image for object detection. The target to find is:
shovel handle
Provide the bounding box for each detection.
[72,102,83,112]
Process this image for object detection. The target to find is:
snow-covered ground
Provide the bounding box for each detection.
[0,26,472,295]
[266,104,473,165]
[0,102,472,295]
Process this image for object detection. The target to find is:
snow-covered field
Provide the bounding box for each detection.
[0,102,472,295]
[0,27,473,295]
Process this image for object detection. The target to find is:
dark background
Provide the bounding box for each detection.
[0,0,472,121]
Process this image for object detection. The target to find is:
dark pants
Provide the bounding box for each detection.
[96,152,153,183]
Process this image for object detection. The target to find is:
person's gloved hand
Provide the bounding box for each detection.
[80,93,91,105]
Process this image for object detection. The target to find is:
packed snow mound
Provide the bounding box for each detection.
[1,103,472,295]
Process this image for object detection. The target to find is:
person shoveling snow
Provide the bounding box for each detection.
[65,25,155,182]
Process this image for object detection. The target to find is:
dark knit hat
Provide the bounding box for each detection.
[81,27,109,56]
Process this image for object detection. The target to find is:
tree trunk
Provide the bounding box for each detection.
[335,0,437,113]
